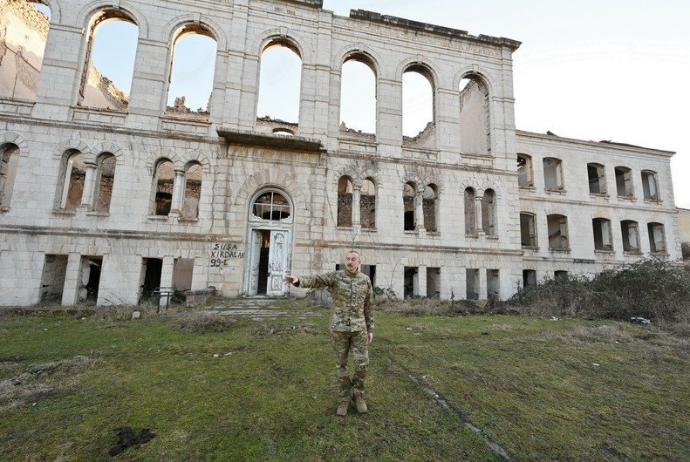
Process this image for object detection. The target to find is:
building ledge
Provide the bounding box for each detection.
[217,128,324,152]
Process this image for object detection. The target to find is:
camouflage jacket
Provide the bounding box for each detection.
[298,270,374,333]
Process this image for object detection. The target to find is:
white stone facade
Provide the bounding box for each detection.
[0,0,681,307]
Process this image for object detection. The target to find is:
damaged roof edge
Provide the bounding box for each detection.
[516,130,676,157]
[350,10,521,50]
[217,128,325,152]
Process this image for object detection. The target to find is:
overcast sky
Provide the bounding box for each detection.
[324,0,690,208]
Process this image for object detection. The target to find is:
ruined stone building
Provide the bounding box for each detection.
[0,0,682,306]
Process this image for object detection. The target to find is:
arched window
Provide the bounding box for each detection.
[166,25,218,119]
[459,74,491,156]
[182,162,202,219]
[647,222,666,253]
[517,154,533,188]
[464,187,476,236]
[641,170,659,200]
[482,189,496,236]
[360,178,376,230]
[423,184,438,232]
[592,218,613,251]
[587,163,606,194]
[402,66,434,145]
[94,154,116,213]
[0,144,20,208]
[0,2,51,100]
[336,176,353,227]
[547,214,569,250]
[340,55,376,136]
[403,182,416,231]
[615,167,634,197]
[59,151,86,210]
[621,220,640,252]
[152,159,174,216]
[543,158,564,190]
[79,10,138,110]
[252,191,291,221]
[257,41,302,125]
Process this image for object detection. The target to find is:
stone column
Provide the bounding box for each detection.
[170,170,185,215]
[417,265,427,298]
[61,253,82,306]
[352,186,361,226]
[475,195,484,235]
[478,268,488,300]
[159,256,176,309]
[80,163,97,208]
[415,191,425,231]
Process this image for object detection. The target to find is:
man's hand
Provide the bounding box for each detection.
[367,332,373,345]
[283,275,299,285]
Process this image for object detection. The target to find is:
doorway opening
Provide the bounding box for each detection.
[139,258,162,303]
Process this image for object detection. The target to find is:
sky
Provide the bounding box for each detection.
[35,1,689,208]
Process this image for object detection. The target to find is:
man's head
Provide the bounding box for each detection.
[344,250,361,273]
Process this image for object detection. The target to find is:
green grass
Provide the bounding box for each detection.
[1,303,689,461]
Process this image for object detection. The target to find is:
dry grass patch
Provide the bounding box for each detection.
[178,312,238,333]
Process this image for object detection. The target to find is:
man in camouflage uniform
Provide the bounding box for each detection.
[284,250,374,416]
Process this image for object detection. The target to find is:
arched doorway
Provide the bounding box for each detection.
[244,189,293,296]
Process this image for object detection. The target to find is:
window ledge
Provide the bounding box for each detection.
[147,215,169,221]
[519,186,536,191]
[336,226,354,230]
[404,230,417,235]
[650,251,669,258]
[178,217,199,223]
[360,227,377,233]
[549,247,571,254]
[644,198,663,205]
[465,234,479,239]
[590,193,609,199]
[624,250,643,256]
[594,249,615,254]
[545,188,567,194]
[86,211,109,218]
[486,235,499,240]
[52,209,76,216]
[617,195,636,202]
[426,231,440,236]
[522,245,539,251]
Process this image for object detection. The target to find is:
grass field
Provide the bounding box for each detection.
[1,301,689,461]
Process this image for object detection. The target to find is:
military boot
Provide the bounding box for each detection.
[354,394,368,414]
[336,397,351,416]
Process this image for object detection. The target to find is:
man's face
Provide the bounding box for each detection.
[345,253,361,272]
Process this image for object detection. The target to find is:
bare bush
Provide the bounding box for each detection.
[178,312,237,333]
[377,297,514,316]
[510,258,690,322]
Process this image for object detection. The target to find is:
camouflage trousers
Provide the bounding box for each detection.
[332,330,369,400]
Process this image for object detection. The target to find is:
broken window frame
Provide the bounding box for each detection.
[250,189,292,223]
[620,220,640,252]
[587,163,607,195]
[592,217,613,251]
[647,222,666,254]
[339,53,378,137]
[58,150,86,210]
[641,170,660,201]
[517,154,534,188]
[520,212,537,248]
[481,189,496,236]
[615,166,634,198]
[337,176,354,228]
[78,9,139,110]
[0,143,20,208]
[181,161,203,219]
[93,153,116,213]
[165,24,218,119]
[543,157,564,191]
[547,214,569,251]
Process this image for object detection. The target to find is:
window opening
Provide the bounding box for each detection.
[78,256,102,304]
[153,159,174,216]
[427,267,440,298]
[402,66,434,144]
[464,187,476,235]
[79,11,138,110]
[543,158,564,190]
[520,213,536,247]
[0,144,20,207]
[361,178,376,229]
[340,56,376,136]
[592,218,613,251]
[403,182,416,231]
[587,163,606,194]
[257,42,302,125]
[182,162,202,219]
[139,258,162,304]
[41,254,68,304]
[517,154,533,188]
[522,270,536,289]
[94,154,116,213]
[403,266,418,299]
[60,151,85,210]
[166,26,217,120]
[423,184,438,232]
[621,220,640,252]
[555,271,568,282]
[466,268,479,300]
[547,214,569,250]
[482,189,496,236]
[647,222,666,253]
[641,170,659,200]
[459,74,491,156]
[615,167,634,197]
[337,176,353,227]
[487,269,500,299]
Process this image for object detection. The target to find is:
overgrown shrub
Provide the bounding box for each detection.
[377,297,515,316]
[510,258,690,322]
[178,312,237,333]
